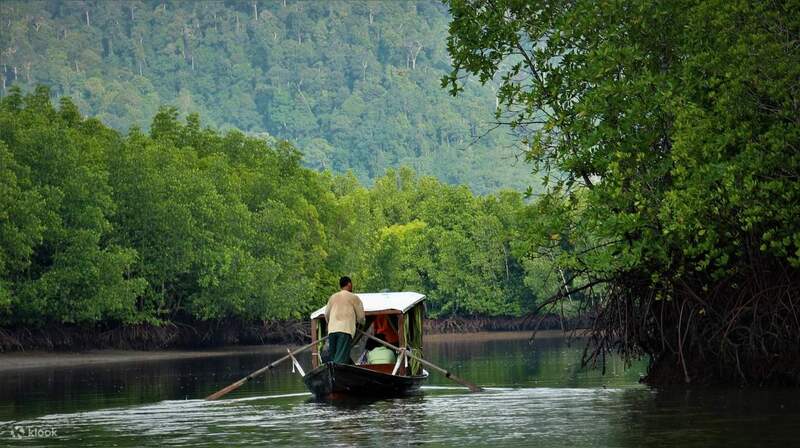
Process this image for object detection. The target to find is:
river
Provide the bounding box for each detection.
[1,332,797,446]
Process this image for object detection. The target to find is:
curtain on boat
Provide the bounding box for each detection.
[316,319,325,363]
[404,304,424,375]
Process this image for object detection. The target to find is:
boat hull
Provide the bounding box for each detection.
[303,362,427,399]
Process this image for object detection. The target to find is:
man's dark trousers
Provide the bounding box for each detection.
[328,332,352,364]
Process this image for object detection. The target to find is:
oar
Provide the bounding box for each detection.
[358,330,483,393]
[205,334,330,400]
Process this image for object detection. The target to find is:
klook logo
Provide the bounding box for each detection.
[6,424,58,439]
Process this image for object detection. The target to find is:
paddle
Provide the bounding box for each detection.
[358,330,484,393]
[205,334,330,400]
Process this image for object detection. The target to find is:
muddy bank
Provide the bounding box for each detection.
[0,315,581,353]
[424,314,588,334]
[0,345,291,373]
[426,329,578,341]
[0,319,310,353]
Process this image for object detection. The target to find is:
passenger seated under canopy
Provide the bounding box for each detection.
[365,334,397,364]
[352,313,399,366]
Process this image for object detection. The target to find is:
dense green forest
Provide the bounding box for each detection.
[444,0,800,385]
[0,87,562,330]
[0,0,531,193]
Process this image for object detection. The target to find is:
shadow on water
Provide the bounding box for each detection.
[1,332,798,447]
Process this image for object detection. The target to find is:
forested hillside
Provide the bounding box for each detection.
[1,88,558,334]
[0,0,530,193]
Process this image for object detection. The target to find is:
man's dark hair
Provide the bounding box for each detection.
[339,276,352,288]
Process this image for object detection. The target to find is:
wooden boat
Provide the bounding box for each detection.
[205,291,480,401]
[303,292,429,399]
[303,362,426,399]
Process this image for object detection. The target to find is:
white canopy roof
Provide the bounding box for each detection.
[310,291,425,319]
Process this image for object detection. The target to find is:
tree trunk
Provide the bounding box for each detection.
[503,243,510,282]
[85,10,90,27]
[295,80,314,115]
[253,1,258,21]
[182,28,191,62]
[410,42,422,70]
[490,84,499,110]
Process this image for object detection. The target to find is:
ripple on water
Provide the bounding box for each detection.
[8,388,648,447]
[3,335,798,447]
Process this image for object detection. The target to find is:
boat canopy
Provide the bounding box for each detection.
[310,291,425,319]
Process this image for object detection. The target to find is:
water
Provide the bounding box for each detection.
[1,332,798,447]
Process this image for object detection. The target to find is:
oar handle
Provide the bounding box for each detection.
[357,330,483,393]
[205,334,330,400]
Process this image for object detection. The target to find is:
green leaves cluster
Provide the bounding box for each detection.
[1,87,145,324]
[360,169,533,316]
[443,0,800,289]
[1,88,541,327]
[443,0,800,382]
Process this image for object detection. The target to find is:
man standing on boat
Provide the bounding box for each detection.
[324,276,365,364]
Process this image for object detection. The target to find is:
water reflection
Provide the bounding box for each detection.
[1,332,798,447]
[422,332,645,388]
[608,387,800,447]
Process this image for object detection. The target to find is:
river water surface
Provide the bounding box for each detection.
[1,332,798,447]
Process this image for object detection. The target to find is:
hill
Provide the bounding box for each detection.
[0,0,532,193]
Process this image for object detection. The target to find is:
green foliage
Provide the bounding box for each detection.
[0,0,534,194]
[0,87,145,324]
[443,0,800,383]
[1,91,545,328]
[444,0,799,285]
[361,168,532,317]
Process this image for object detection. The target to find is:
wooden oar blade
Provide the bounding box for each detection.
[206,379,246,400]
[444,371,483,392]
[464,381,484,393]
[204,335,329,401]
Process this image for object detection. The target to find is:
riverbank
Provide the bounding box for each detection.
[0,346,287,372]
[0,330,562,373]
[0,315,584,353]
[425,315,587,333]
[0,319,311,352]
